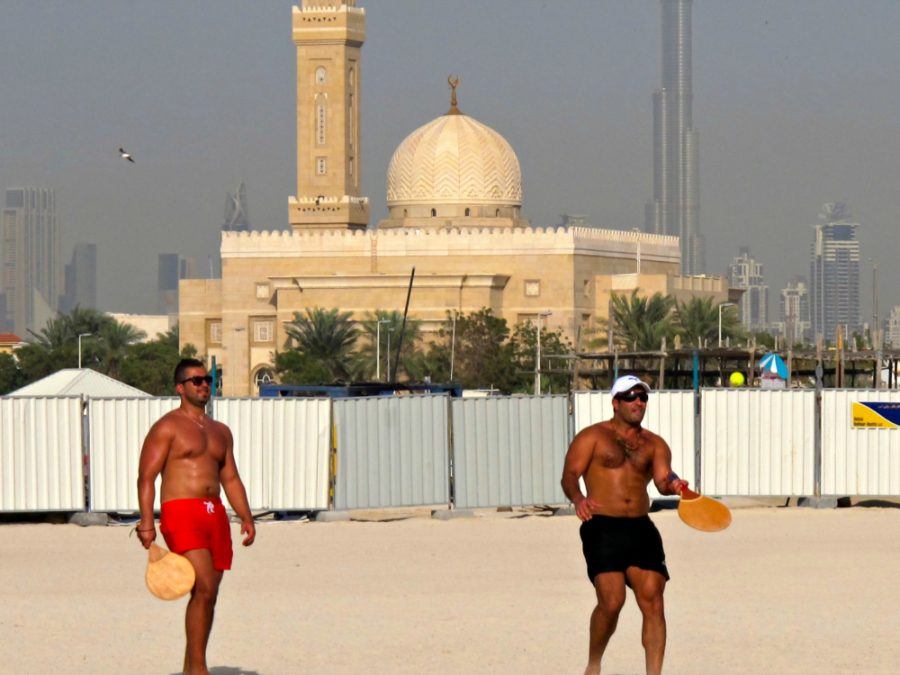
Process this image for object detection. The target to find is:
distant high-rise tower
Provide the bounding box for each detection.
[158,253,195,315]
[810,203,860,342]
[59,243,98,313]
[727,246,768,332]
[222,182,250,232]
[1,187,62,335]
[778,276,811,345]
[289,0,369,231]
[645,0,704,274]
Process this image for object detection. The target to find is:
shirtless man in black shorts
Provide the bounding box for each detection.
[561,375,688,675]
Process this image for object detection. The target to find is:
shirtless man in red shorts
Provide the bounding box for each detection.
[136,358,256,675]
[562,374,688,675]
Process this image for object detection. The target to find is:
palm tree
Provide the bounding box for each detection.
[675,297,742,347]
[100,320,146,378]
[356,310,421,381]
[283,307,359,382]
[29,306,109,350]
[606,290,677,351]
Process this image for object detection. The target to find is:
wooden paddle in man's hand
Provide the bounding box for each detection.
[145,543,195,600]
[676,485,732,532]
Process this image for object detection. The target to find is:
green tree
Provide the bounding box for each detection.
[282,307,359,382]
[509,320,573,393]
[675,297,742,347]
[273,350,333,385]
[606,290,677,351]
[0,352,25,394]
[98,320,146,378]
[118,328,196,395]
[444,308,516,391]
[356,309,422,381]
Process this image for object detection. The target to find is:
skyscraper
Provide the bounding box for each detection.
[158,253,195,315]
[59,243,98,313]
[778,276,811,345]
[645,0,705,274]
[727,246,768,332]
[810,203,860,342]
[1,187,62,335]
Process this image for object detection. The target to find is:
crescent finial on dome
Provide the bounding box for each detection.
[447,75,462,115]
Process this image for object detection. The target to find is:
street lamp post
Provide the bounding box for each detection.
[718,303,735,349]
[77,333,92,369]
[376,319,390,381]
[449,311,458,381]
[535,311,552,396]
[385,329,394,383]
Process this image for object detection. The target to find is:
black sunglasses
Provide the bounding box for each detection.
[179,375,213,387]
[616,390,648,403]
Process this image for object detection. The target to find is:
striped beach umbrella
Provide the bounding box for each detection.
[759,352,789,379]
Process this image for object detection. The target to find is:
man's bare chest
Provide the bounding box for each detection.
[594,435,654,473]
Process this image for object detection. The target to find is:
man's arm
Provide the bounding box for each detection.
[136,419,172,549]
[561,427,600,521]
[651,436,688,495]
[219,425,256,546]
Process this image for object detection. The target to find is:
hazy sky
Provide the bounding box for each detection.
[2,1,899,320]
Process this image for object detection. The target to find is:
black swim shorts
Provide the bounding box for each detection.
[579,514,670,585]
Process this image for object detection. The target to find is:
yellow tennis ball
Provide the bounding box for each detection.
[729,371,745,387]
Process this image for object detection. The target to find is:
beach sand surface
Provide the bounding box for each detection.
[1,507,898,674]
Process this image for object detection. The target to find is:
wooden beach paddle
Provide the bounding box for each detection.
[677,486,732,532]
[145,543,195,600]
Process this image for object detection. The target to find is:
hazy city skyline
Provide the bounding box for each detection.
[2,1,898,319]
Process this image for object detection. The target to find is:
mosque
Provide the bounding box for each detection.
[179,1,733,396]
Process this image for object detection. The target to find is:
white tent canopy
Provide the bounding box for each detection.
[7,369,150,398]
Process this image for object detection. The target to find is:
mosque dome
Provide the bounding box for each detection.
[386,97,523,209]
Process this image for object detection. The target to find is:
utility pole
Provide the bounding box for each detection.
[376,319,389,381]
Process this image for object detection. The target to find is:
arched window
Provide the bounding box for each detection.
[316,94,326,145]
[495,208,501,217]
[254,367,275,393]
[464,208,471,217]
[403,209,408,217]
[315,67,326,85]
[431,208,437,217]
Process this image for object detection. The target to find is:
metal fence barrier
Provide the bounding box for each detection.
[0,396,84,512]
[333,395,450,510]
[821,390,900,496]
[451,396,568,508]
[700,389,815,496]
[4,387,900,515]
[88,397,179,512]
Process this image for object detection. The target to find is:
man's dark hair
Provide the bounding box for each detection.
[174,358,206,385]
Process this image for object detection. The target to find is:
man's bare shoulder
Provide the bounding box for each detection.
[149,411,181,435]
[209,418,233,437]
[574,421,615,443]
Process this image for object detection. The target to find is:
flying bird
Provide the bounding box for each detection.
[118,147,135,163]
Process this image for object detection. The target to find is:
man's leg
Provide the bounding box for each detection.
[585,571,626,675]
[626,567,667,675]
[182,549,223,675]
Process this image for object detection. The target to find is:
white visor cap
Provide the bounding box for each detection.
[610,375,651,398]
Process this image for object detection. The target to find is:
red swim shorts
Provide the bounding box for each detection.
[160,497,233,571]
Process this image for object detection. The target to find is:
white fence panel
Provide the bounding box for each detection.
[572,391,696,497]
[334,396,450,510]
[701,389,814,496]
[214,398,331,510]
[88,398,179,512]
[0,397,84,512]
[451,396,568,508]
[821,390,900,496]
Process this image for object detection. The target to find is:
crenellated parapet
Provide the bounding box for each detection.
[222,225,681,263]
